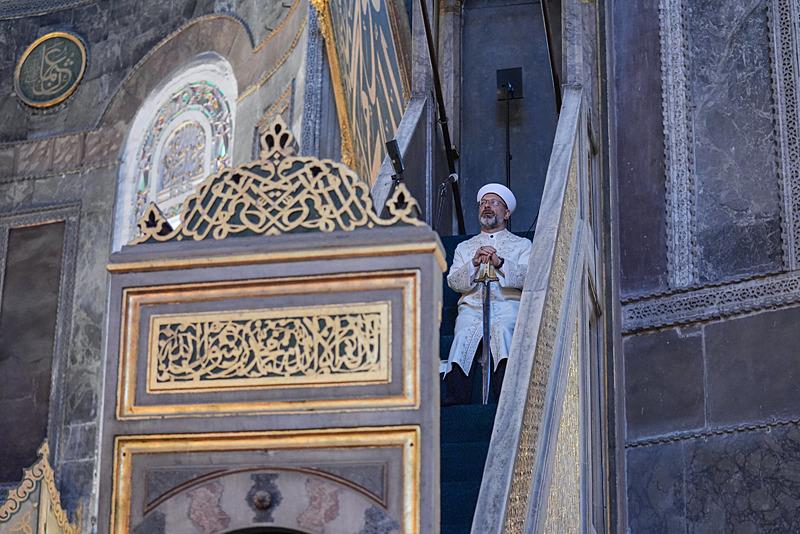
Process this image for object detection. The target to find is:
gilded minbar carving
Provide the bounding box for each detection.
[98,116,442,533]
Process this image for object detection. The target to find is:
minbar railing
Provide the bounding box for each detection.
[473,86,602,533]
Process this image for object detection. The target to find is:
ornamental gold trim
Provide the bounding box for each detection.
[117,270,419,419]
[0,442,79,534]
[309,0,356,169]
[110,427,420,534]
[108,240,447,274]
[130,116,423,246]
[147,301,391,393]
[14,31,87,109]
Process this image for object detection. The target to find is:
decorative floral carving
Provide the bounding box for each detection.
[768,0,800,270]
[622,270,800,333]
[660,0,697,288]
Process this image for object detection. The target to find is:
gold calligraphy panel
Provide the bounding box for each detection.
[313,0,410,183]
[148,302,391,392]
[14,32,86,108]
[117,270,419,419]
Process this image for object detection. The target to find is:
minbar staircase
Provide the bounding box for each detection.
[439,234,497,533]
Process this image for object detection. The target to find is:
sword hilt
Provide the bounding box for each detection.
[473,262,500,284]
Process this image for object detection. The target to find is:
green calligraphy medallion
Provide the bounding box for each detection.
[14,32,87,108]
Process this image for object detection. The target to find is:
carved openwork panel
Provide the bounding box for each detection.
[131,117,423,245]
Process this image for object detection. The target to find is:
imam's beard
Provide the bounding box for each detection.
[479,214,498,229]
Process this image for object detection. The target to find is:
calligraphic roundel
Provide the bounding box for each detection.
[14,32,87,108]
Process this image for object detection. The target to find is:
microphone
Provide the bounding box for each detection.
[385,139,404,181]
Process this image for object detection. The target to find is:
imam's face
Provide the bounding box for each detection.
[478,193,509,230]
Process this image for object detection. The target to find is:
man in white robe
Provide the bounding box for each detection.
[442,183,532,404]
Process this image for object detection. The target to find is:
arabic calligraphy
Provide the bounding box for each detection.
[15,32,86,108]
[147,302,391,391]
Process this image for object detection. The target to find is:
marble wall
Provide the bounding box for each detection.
[609,0,800,530]
[688,0,783,283]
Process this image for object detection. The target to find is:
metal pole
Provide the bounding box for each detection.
[540,0,562,112]
[419,0,466,234]
[505,93,511,188]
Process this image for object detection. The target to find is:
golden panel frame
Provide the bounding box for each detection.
[147,301,392,392]
[108,240,447,274]
[117,270,419,419]
[110,426,420,534]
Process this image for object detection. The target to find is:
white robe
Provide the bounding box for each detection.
[441,229,532,376]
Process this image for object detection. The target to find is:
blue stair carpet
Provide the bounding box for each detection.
[438,232,532,533]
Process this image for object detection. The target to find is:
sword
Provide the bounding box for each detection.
[473,261,499,405]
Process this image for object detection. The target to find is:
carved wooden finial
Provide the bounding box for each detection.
[259,115,297,160]
[130,202,175,245]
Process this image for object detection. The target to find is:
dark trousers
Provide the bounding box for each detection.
[443,345,507,405]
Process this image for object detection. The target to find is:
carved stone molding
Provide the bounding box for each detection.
[769,0,800,270]
[660,0,696,289]
[0,0,93,19]
[622,270,800,333]
[625,416,800,448]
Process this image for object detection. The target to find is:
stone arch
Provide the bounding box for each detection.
[132,467,400,534]
[112,53,237,250]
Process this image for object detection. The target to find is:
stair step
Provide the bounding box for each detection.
[441,404,497,428]
[441,524,472,534]
[441,480,480,532]
[442,523,472,534]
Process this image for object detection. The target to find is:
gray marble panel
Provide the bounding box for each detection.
[58,458,94,522]
[0,222,65,482]
[705,304,800,426]
[611,0,670,297]
[60,422,97,462]
[624,327,705,440]
[688,0,783,283]
[626,442,686,533]
[686,424,800,533]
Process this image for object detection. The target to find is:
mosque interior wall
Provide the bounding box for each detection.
[609,0,800,530]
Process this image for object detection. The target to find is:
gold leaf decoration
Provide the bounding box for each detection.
[0,442,79,534]
[129,115,423,246]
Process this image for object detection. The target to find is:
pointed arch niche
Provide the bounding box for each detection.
[113,53,237,250]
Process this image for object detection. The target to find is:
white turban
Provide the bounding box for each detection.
[477,183,517,213]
